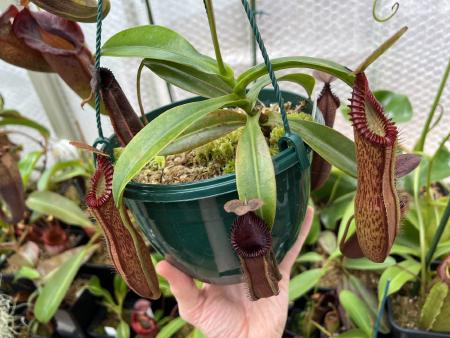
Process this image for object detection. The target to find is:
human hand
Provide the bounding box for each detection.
[156,207,314,338]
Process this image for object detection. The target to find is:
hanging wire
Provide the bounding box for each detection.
[94,0,104,140]
[240,0,290,136]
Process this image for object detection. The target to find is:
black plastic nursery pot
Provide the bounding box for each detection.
[387,298,450,338]
[105,89,312,284]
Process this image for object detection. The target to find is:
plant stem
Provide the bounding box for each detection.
[203,0,227,76]
[413,167,427,296]
[426,197,450,267]
[415,59,450,151]
[136,61,149,125]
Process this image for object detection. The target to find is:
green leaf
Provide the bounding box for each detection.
[156,317,187,338]
[235,56,355,95]
[187,328,207,338]
[373,90,413,123]
[14,266,40,282]
[345,274,389,334]
[318,230,337,254]
[339,290,373,337]
[320,192,355,230]
[343,256,396,270]
[289,268,324,301]
[235,112,276,227]
[305,213,320,245]
[378,259,421,301]
[419,281,448,330]
[87,276,115,305]
[26,191,92,227]
[112,94,247,205]
[18,151,43,187]
[336,328,368,338]
[390,243,420,257]
[37,160,87,191]
[144,60,234,98]
[296,252,323,263]
[433,240,450,260]
[247,73,315,104]
[0,116,49,139]
[116,321,130,338]
[289,120,357,178]
[102,25,234,98]
[34,245,92,323]
[114,274,128,304]
[161,109,246,155]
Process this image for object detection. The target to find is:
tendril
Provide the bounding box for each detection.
[373,0,399,23]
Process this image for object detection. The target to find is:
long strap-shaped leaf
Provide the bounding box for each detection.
[236,111,276,227]
[112,94,248,205]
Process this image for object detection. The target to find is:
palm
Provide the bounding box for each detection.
[156,207,313,338]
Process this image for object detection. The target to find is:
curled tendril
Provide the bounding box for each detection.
[373,0,399,23]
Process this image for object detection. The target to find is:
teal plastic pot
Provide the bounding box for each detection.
[106,89,311,284]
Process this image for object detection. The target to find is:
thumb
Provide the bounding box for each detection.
[156,260,203,312]
[279,206,314,273]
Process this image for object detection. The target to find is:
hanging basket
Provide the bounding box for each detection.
[103,89,311,284]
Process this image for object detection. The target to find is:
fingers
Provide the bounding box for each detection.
[279,206,314,273]
[156,260,202,311]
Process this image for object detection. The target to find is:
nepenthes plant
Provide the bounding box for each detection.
[0,0,421,301]
[91,0,420,299]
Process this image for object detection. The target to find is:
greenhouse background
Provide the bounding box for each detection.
[1,0,449,156]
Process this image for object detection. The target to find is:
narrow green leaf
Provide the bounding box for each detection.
[161,109,246,155]
[87,276,115,305]
[26,191,92,227]
[345,274,389,334]
[37,160,87,191]
[156,317,187,338]
[112,95,247,205]
[102,25,234,97]
[373,90,413,123]
[339,290,373,337]
[378,259,420,301]
[34,245,92,323]
[14,266,40,282]
[247,72,315,104]
[116,321,130,338]
[419,281,448,330]
[0,116,49,139]
[318,230,337,254]
[296,252,323,263]
[235,112,276,226]
[390,244,420,257]
[235,56,355,94]
[336,328,368,338]
[288,268,324,301]
[144,60,234,98]
[343,256,396,270]
[18,150,43,187]
[114,274,128,304]
[289,120,357,178]
[305,213,321,245]
[187,328,207,338]
[320,192,355,230]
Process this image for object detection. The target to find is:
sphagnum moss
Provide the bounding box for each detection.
[135,101,309,185]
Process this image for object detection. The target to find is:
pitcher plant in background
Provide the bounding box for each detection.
[0,5,95,107]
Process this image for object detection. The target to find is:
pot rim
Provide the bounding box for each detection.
[104,90,311,203]
[387,297,450,337]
